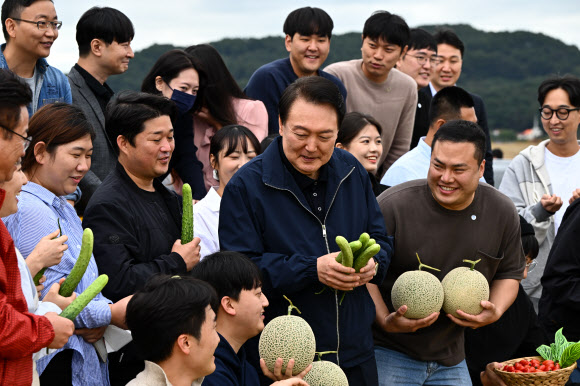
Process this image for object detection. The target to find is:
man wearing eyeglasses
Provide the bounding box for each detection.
[395,28,439,150]
[325,11,417,177]
[0,0,71,116]
[499,75,580,312]
[420,28,495,186]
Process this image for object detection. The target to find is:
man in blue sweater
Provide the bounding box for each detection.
[244,6,346,135]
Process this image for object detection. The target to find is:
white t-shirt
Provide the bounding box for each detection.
[544,147,580,232]
[193,186,221,259]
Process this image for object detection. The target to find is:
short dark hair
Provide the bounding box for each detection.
[1,0,51,41]
[362,10,410,48]
[191,251,262,301]
[279,76,345,128]
[22,103,95,173]
[105,91,177,156]
[337,112,383,146]
[76,7,134,57]
[537,75,580,107]
[407,28,437,52]
[141,49,206,113]
[283,7,333,39]
[185,44,248,127]
[433,28,465,57]
[429,86,474,126]
[432,120,486,164]
[0,69,32,139]
[208,125,261,168]
[126,274,219,363]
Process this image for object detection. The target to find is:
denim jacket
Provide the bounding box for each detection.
[0,44,72,115]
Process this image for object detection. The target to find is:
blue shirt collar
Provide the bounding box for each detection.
[22,181,66,210]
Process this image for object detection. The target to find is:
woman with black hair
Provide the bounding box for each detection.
[141,49,207,199]
[185,44,268,191]
[336,112,389,197]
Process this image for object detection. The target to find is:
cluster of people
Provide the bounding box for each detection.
[0,1,579,386]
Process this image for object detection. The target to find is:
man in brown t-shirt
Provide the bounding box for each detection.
[370,120,524,385]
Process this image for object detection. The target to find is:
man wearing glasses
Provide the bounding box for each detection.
[420,28,495,185]
[325,11,417,177]
[395,28,439,149]
[500,75,580,312]
[0,0,71,116]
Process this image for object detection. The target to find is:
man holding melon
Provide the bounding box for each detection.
[219,76,393,385]
[371,120,524,385]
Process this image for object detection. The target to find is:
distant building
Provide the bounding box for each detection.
[517,116,543,140]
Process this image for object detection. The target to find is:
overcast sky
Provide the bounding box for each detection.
[2,0,579,73]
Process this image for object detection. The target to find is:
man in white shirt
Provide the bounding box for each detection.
[499,75,580,310]
[382,86,483,187]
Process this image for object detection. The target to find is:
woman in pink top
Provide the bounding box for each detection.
[185,44,268,190]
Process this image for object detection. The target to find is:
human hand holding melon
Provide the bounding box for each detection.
[260,358,312,381]
[447,299,501,329]
[383,304,439,333]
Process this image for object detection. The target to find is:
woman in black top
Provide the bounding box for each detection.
[335,112,389,197]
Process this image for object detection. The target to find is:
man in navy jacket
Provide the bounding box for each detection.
[220,76,392,386]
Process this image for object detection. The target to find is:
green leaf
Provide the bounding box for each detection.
[537,345,553,361]
[554,328,568,360]
[560,342,580,368]
[551,343,558,360]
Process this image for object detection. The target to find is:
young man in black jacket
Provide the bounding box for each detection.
[83,91,201,385]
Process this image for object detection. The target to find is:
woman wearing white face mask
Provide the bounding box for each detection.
[141,49,207,199]
[194,125,261,259]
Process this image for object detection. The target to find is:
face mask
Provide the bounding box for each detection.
[171,89,197,113]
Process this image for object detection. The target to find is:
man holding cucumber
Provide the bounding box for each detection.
[0,69,74,386]
[220,76,393,385]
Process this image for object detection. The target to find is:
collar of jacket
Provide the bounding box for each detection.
[261,136,355,200]
[0,44,48,75]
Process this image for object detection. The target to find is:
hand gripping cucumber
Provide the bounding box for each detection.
[181,183,194,244]
[59,228,93,297]
[60,275,108,320]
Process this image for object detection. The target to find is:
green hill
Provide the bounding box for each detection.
[107,24,580,132]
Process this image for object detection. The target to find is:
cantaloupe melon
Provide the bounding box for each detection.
[442,259,489,318]
[391,253,443,319]
[303,360,349,386]
[259,296,316,375]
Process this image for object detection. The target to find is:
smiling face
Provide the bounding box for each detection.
[361,36,404,83]
[396,47,438,89]
[431,43,462,91]
[0,105,28,183]
[0,165,28,217]
[101,40,134,75]
[7,0,59,60]
[155,68,200,98]
[189,306,220,378]
[428,140,484,211]
[541,88,580,148]
[119,115,174,186]
[285,33,330,77]
[337,124,382,173]
[279,97,338,180]
[33,135,93,196]
[232,287,269,341]
[211,138,257,191]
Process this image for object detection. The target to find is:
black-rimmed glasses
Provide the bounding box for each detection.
[539,107,580,120]
[406,54,441,66]
[11,18,62,31]
[1,125,32,151]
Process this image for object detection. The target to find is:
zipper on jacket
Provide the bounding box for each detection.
[265,165,355,367]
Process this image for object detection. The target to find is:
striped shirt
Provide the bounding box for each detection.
[3,182,112,386]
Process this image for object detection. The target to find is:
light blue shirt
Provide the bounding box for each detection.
[381,137,486,187]
[3,182,112,386]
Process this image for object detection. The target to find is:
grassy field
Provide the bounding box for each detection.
[492,140,545,159]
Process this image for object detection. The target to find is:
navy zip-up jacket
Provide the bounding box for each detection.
[219,136,393,369]
[203,334,260,386]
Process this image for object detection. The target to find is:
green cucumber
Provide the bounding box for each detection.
[60,275,108,320]
[353,233,370,260]
[181,183,194,244]
[335,236,353,268]
[353,243,381,273]
[33,218,62,286]
[59,228,93,297]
